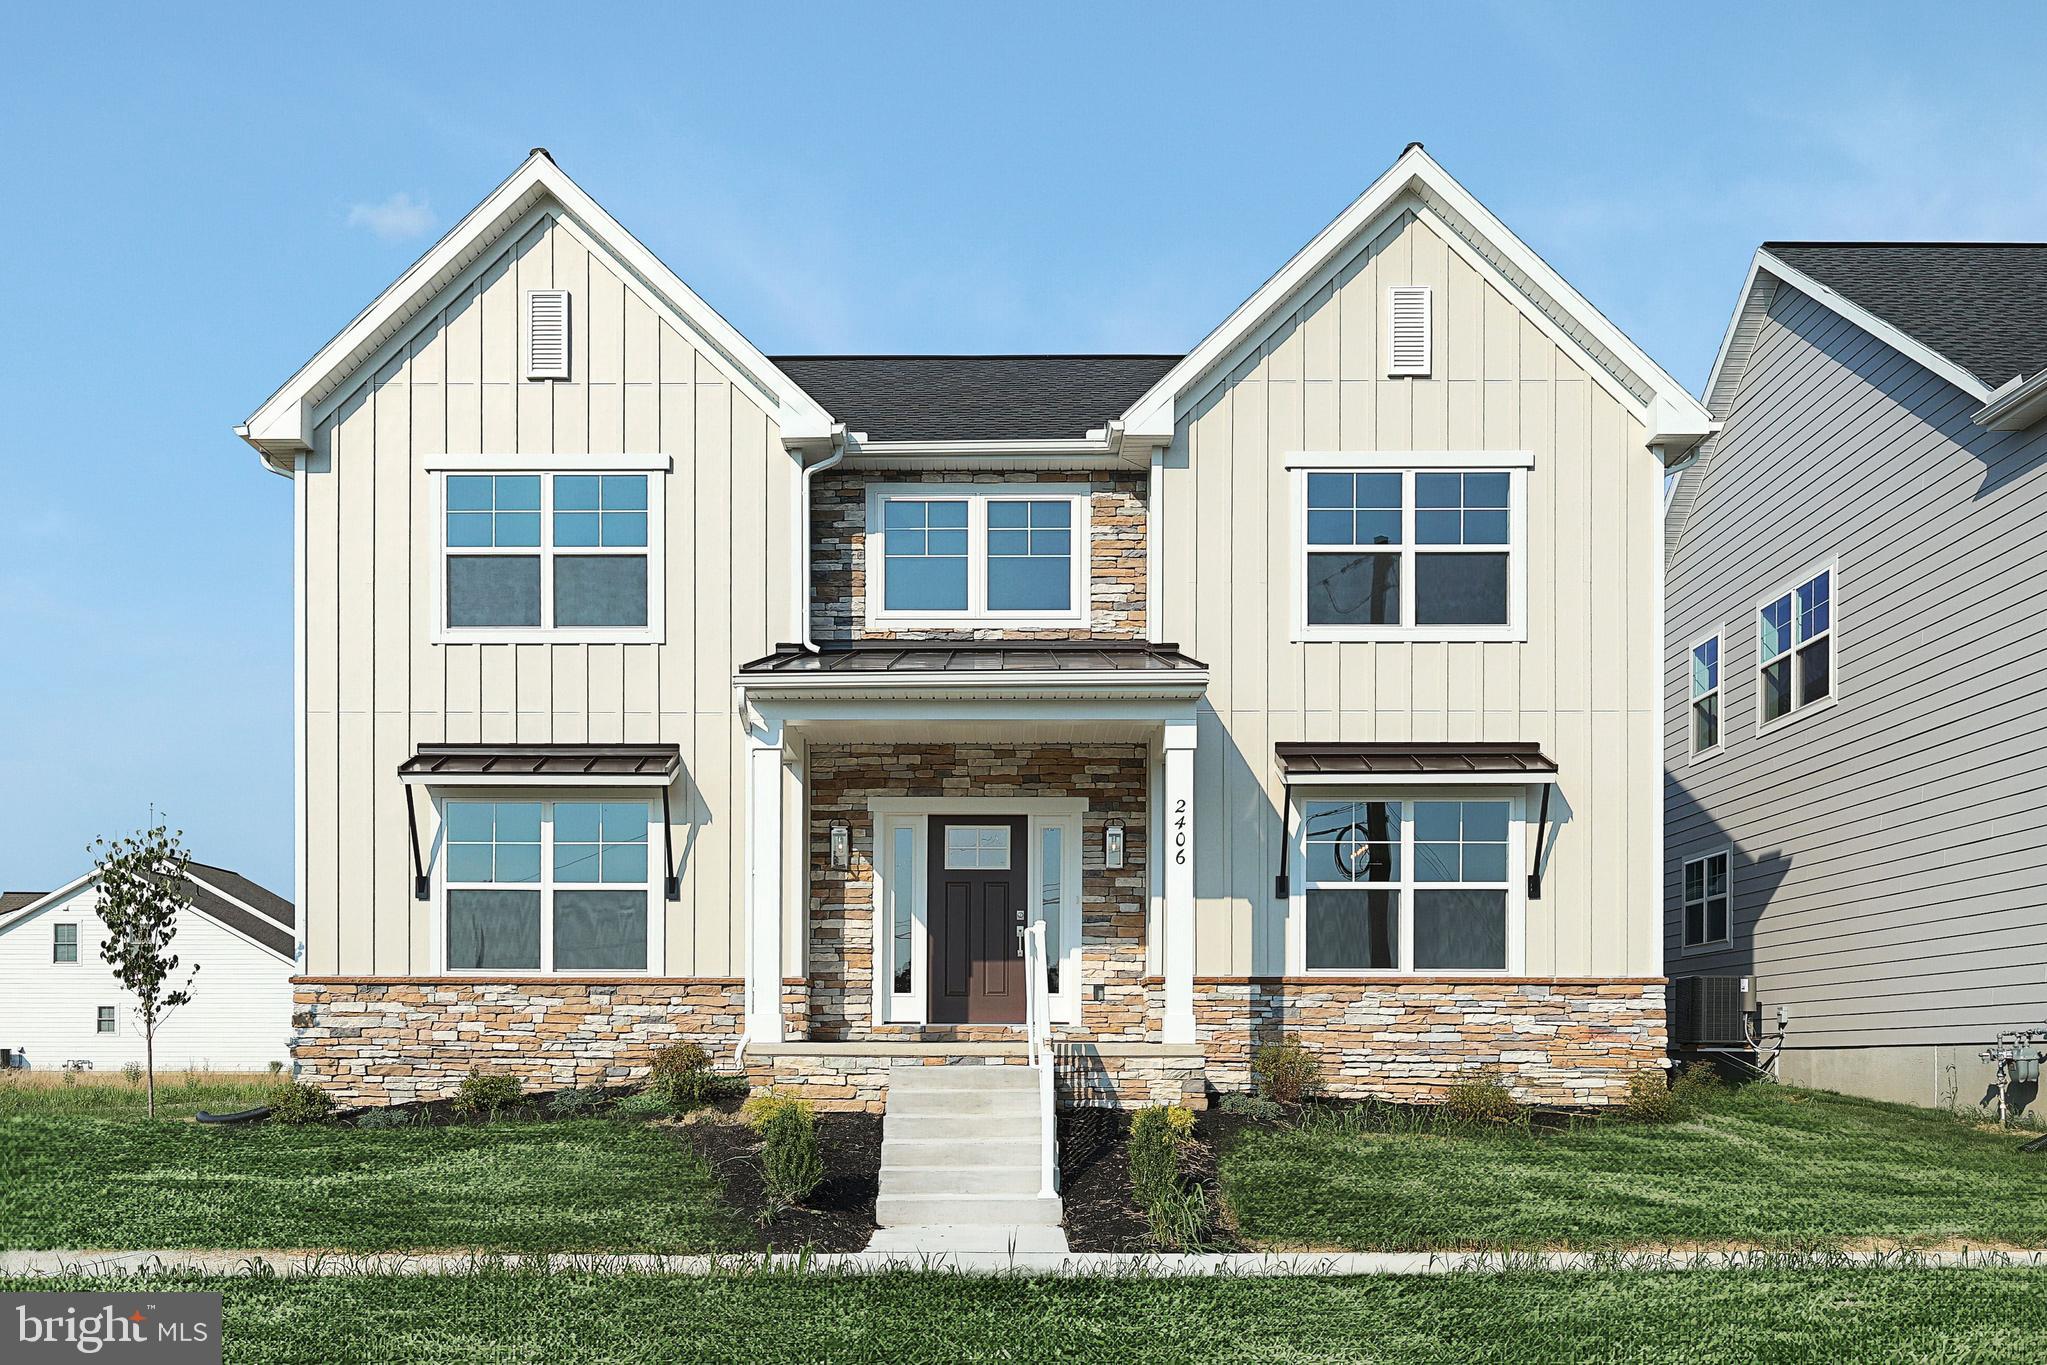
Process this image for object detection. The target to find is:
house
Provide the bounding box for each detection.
[239,143,1709,1117]
[1666,242,2047,1111]
[0,863,294,1072]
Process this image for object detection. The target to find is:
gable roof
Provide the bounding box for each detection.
[1763,243,2047,391]
[239,150,835,471]
[1120,143,1713,457]
[771,355,1179,443]
[0,863,295,961]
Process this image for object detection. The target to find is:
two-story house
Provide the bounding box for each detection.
[1666,243,2047,1111]
[240,143,1709,1117]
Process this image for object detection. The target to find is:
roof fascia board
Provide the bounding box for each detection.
[0,874,95,933]
[1756,249,1991,402]
[0,872,293,963]
[1123,146,1713,452]
[242,153,834,465]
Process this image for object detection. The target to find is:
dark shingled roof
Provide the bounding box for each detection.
[770,354,1181,442]
[0,866,294,959]
[1766,243,2047,389]
[1276,742,1557,778]
[740,640,1206,675]
[0,891,45,918]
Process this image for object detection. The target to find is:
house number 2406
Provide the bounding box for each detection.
[1173,798,1190,865]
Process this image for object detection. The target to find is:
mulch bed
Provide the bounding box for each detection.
[674,1110,882,1253]
[1059,1106,1240,1252]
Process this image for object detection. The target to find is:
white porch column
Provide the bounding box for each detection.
[744,720,785,1044]
[1162,720,1197,1045]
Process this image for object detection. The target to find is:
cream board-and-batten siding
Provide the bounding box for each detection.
[1153,208,1663,980]
[298,211,804,979]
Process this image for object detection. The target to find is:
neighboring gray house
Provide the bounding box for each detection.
[1665,242,2047,1112]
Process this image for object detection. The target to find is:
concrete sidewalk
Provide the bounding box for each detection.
[5,1247,2044,1279]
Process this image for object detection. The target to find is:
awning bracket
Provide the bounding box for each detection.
[1527,782,1553,901]
[1274,785,1293,899]
[404,785,429,901]
[661,786,681,901]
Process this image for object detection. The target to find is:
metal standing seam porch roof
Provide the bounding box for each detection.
[397,743,682,783]
[738,640,1208,676]
[1275,742,1558,779]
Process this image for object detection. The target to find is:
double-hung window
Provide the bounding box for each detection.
[96,1006,117,1035]
[443,798,656,973]
[1296,795,1519,973]
[1297,459,1525,639]
[52,921,77,963]
[1690,635,1721,757]
[441,471,659,638]
[1758,567,1833,728]
[1682,849,1730,947]
[865,485,1089,628]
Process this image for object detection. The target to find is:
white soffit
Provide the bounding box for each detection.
[1121,144,1715,455]
[238,151,834,470]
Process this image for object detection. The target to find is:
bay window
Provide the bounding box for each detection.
[442,797,656,973]
[1296,458,1526,640]
[1295,794,1520,973]
[865,484,1089,627]
[1758,567,1832,728]
[441,470,660,639]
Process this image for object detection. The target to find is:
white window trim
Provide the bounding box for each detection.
[95,1006,119,1036]
[867,797,1086,1027]
[1680,846,1733,951]
[1284,786,1528,976]
[52,920,79,964]
[1754,559,1838,738]
[1688,631,1723,762]
[862,482,1091,630]
[434,468,666,645]
[1290,457,1529,643]
[430,788,666,976]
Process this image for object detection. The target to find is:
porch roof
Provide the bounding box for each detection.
[1276,742,1558,784]
[739,640,1206,677]
[397,743,681,786]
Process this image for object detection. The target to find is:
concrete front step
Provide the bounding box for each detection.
[879,1165,1045,1198]
[881,1136,1040,1169]
[885,1087,1039,1118]
[882,1111,1046,1142]
[875,1193,1063,1228]
[888,1064,1038,1092]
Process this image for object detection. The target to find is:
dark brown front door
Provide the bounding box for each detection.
[928,816,1027,1024]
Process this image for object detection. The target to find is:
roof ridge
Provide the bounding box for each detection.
[770,352,1184,361]
[1767,240,2047,250]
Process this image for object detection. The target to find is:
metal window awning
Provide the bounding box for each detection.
[397,744,681,787]
[1275,742,1558,786]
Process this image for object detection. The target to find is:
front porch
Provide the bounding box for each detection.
[733,641,1208,1108]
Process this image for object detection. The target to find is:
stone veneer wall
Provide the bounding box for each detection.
[809,469,1146,640]
[805,743,1153,1041]
[291,979,751,1107]
[1194,978,1668,1107]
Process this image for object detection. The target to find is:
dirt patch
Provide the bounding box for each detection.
[1059,1106,1239,1252]
[674,1110,882,1253]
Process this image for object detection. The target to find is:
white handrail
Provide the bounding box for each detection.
[1023,920,1058,1198]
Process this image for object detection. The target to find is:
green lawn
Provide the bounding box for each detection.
[0,1115,747,1252]
[6,1268,2047,1363]
[1222,1082,2047,1252]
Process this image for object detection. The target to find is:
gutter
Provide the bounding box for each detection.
[1973,369,2047,432]
[795,426,848,652]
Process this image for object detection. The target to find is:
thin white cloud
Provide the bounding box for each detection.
[347,191,436,242]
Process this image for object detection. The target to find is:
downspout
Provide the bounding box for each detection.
[796,426,848,653]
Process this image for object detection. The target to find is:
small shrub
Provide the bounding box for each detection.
[267,1081,334,1125]
[1219,1091,1284,1122]
[614,1082,680,1118]
[356,1105,417,1129]
[647,1042,717,1109]
[1128,1103,1196,1209]
[121,1062,143,1087]
[1251,1041,1322,1105]
[1441,1066,1518,1124]
[745,1090,823,1212]
[1669,1060,1724,1108]
[549,1086,611,1117]
[452,1071,524,1122]
[267,1060,285,1078]
[1620,1069,1682,1123]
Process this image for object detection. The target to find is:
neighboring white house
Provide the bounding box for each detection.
[0,862,295,1073]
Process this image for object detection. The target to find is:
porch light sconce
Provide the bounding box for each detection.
[1104,821,1126,870]
[830,822,851,871]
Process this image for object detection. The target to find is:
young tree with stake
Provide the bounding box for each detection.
[89,823,201,1119]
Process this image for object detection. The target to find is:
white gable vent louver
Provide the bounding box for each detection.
[1387,285,1432,377]
[525,289,571,380]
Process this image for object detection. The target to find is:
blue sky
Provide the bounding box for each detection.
[4,2,2046,898]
